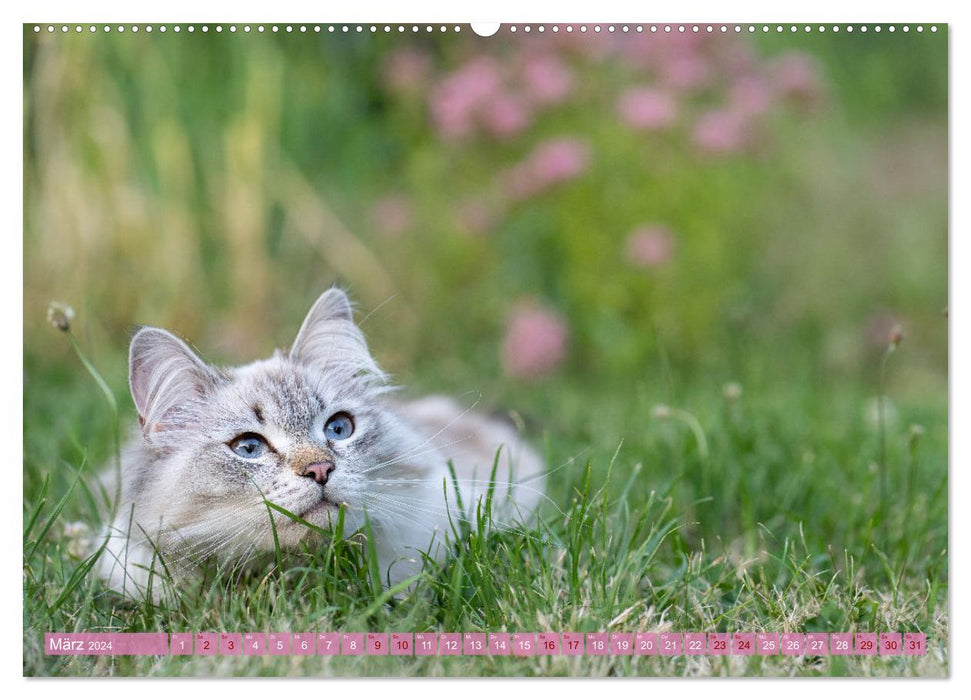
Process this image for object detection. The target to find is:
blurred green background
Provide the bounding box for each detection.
[23,24,947,538]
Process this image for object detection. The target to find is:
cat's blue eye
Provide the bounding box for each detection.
[229,433,267,459]
[324,412,354,441]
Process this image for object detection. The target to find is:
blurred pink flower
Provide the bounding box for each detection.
[382,48,432,93]
[661,54,711,90]
[503,137,591,201]
[626,226,675,267]
[691,109,749,155]
[771,52,823,109]
[729,74,773,116]
[521,53,573,106]
[429,57,501,140]
[531,138,591,183]
[482,93,532,140]
[370,195,413,237]
[457,199,496,235]
[617,88,678,130]
[501,302,569,380]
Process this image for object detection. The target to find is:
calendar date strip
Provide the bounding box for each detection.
[44,631,927,657]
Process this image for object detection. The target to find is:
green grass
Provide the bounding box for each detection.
[22,339,947,677]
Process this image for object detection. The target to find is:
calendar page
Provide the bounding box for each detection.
[23,20,947,678]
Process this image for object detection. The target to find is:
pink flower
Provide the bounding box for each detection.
[691,109,749,155]
[482,93,531,140]
[661,54,711,90]
[729,74,773,116]
[771,52,822,109]
[521,53,573,106]
[429,57,501,140]
[626,226,675,267]
[382,48,431,93]
[617,88,678,130]
[370,195,413,237]
[530,138,591,184]
[502,137,592,201]
[501,302,569,380]
[457,199,497,235]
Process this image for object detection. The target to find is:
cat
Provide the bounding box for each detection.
[94,288,546,599]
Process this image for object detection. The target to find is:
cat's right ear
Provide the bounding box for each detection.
[129,327,217,440]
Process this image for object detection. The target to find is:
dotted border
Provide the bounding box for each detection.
[29,23,940,35]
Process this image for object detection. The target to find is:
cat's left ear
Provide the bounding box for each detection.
[289,288,386,382]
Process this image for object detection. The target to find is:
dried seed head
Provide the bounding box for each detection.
[889,324,903,348]
[47,302,75,332]
[722,381,743,402]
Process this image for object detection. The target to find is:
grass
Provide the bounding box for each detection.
[22,336,948,677]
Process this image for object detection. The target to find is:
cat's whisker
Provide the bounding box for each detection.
[362,433,477,475]
[371,477,567,517]
[365,396,483,471]
[361,494,548,546]
[362,491,534,533]
[355,294,396,328]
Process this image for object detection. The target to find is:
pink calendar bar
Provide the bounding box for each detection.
[904,633,927,656]
[44,633,168,656]
[367,633,389,655]
[659,632,681,656]
[415,633,437,656]
[243,633,266,655]
[195,632,217,656]
[391,633,413,656]
[170,633,193,655]
[610,633,633,655]
[316,632,339,655]
[464,633,487,655]
[831,633,853,655]
[292,633,314,655]
[684,633,706,656]
[732,633,755,655]
[219,633,242,655]
[342,633,365,656]
[880,633,902,656]
[489,633,510,655]
[806,633,828,655]
[561,632,584,656]
[42,630,929,657]
[513,633,536,656]
[268,633,290,656]
[757,633,779,655]
[537,632,559,655]
[439,633,461,656]
[781,633,804,656]
[855,633,878,656]
[708,633,730,655]
[586,632,608,656]
[635,632,658,655]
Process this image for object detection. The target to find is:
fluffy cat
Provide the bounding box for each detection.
[94,288,545,599]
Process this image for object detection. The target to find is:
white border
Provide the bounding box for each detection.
[6,0,960,696]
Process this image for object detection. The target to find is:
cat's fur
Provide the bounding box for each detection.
[95,288,545,599]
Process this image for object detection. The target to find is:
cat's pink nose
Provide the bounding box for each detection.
[301,460,336,485]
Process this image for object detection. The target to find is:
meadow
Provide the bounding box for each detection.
[22,24,947,676]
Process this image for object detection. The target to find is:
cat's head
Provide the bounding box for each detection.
[127,288,416,552]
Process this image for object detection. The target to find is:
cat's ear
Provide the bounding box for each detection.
[289,288,387,382]
[129,327,217,438]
